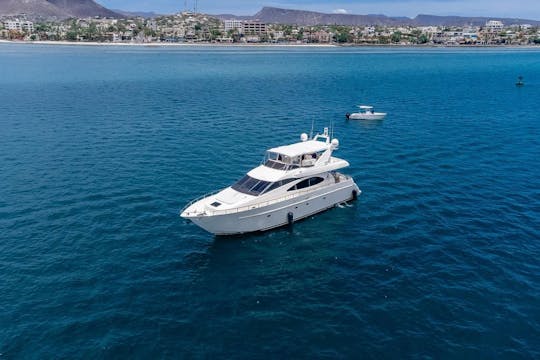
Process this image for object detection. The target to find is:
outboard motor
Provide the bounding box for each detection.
[345,113,351,119]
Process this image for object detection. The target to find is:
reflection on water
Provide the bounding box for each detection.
[347,118,385,129]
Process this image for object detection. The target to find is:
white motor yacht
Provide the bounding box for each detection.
[180,128,361,235]
[346,105,387,120]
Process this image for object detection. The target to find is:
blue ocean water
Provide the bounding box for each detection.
[1,43,540,358]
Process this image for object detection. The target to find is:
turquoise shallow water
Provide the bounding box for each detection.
[1,44,540,358]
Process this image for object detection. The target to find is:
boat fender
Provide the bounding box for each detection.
[287,212,294,226]
[352,190,358,200]
[345,113,351,119]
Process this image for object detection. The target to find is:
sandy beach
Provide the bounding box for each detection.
[1,39,538,49]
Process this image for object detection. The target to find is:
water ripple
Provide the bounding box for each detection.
[1,44,540,358]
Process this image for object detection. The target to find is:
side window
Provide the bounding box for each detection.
[295,178,311,190]
[288,177,325,191]
[264,182,280,193]
[264,178,295,193]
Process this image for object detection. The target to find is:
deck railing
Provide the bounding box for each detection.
[181,172,352,217]
[179,189,221,215]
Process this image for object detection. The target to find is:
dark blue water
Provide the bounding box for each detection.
[1,44,540,358]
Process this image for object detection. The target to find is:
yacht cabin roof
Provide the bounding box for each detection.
[268,140,329,158]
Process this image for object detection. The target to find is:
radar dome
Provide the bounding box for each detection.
[300,133,308,142]
[331,139,339,148]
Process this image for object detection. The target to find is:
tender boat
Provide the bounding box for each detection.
[346,105,387,120]
[180,128,361,235]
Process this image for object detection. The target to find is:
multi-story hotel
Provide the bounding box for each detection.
[242,21,266,35]
[223,19,243,33]
[485,20,504,32]
[3,19,34,32]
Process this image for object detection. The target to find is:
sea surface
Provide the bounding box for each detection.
[1,44,540,358]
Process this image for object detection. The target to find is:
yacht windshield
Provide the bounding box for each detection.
[264,153,300,171]
[264,159,289,170]
[263,152,286,170]
[231,175,272,196]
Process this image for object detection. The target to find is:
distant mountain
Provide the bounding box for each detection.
[0,0,121,20]
[250,7,403,26]
[112,9,161,18]
[216,6,540,27]
[411,14,540,26]
[0,0,68,19]
[214,13,256,21]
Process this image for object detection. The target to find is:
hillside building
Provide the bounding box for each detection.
[485,20,504,32]
[224,19,243,33]
[3,19,34,33]
[242,21,266,35]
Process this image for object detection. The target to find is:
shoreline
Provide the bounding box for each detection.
[1,39,539,49]
[0,40,337,47]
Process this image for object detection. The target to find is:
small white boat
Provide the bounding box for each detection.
[180,128,361,235]
[346,105,387,120]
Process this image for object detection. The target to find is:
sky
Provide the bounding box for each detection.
[98,0,540,20]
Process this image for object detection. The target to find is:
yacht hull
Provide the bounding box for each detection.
[348,113,386,120]
[184,180,360,235]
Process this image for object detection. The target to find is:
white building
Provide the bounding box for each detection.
[462,27,479,40]
[4,20,21,31]
[419,26,438,34]
[24,21,34,33]
[485,20,504,32]
[361,26,376,36]
[271,30,285,41]
[3,19,34,32]
[223,19,243,33]
[243,35,260,43]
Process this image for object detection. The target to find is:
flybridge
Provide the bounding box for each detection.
[268,140,329,158]
[264,128,339,170]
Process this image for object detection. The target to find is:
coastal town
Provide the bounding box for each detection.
[1,11,540,46]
